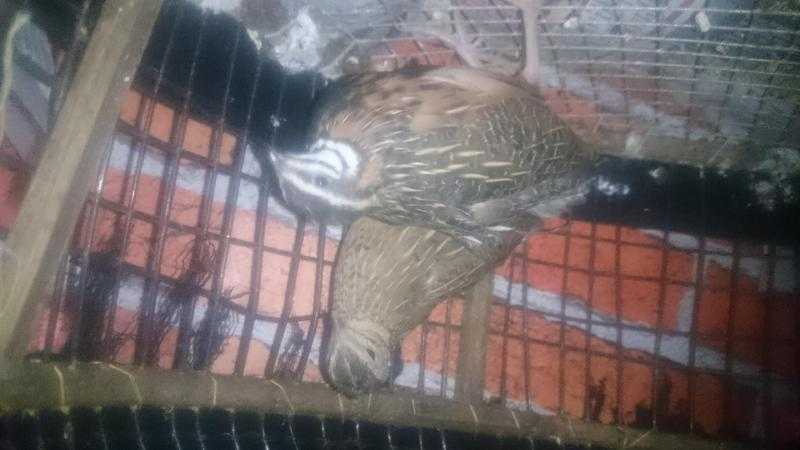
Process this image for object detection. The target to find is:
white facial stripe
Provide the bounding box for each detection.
[295,149,343,173]
[284,157,340,179]
[313,139,361,177]
[282,170,372,210]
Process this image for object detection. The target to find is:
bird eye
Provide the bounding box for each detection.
[315,176,329,188]
[366,349,376,360]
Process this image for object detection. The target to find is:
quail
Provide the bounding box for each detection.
[323,216,526,397]
[270,66,596,250]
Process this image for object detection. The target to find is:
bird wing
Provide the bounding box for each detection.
[317,67,591,231]
[468,180,591,227]
[421,67,539,99]
[317,67,543,141]
[333,217,509,335]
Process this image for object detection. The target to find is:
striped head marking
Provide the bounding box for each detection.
[323,316,402,397]
[270,139,375,221]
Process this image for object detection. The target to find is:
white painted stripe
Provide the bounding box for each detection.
[490,275,797,395]
[109,272,796,402]
[112,274,554,411]
[675,288,695,333]
[641,229,796,293]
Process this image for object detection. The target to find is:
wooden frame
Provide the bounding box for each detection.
[0,361,750,450]
[455,274,493,403]
[0,0,163,358]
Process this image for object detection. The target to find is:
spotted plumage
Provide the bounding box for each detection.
[323,216,525,397]
[270,66,595,248]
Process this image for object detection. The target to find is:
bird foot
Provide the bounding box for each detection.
[507,0,542,85]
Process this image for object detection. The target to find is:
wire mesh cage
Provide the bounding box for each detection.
[2,406,564,450]
[1,0,799,449]
[256,0,800,164]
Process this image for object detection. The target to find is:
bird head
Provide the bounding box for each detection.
[269,138,377,222]
[322,315,402,397]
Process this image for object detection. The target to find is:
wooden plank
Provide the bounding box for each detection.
[0,361,751,450]
[454,273,493,404]
[0,0,163,357]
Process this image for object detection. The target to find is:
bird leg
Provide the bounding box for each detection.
[402,6,515,73]
[319,40,358,79]
[507,0,542,86]
[404,0,542,83]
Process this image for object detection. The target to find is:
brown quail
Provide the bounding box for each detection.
[270,66,595,249]
[323,216,526,397]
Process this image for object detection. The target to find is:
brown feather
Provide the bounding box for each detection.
[332,216,524,335]
[304,67,592,249]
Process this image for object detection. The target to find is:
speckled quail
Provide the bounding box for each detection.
[323,216,525,397]
[270,66,596,249]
